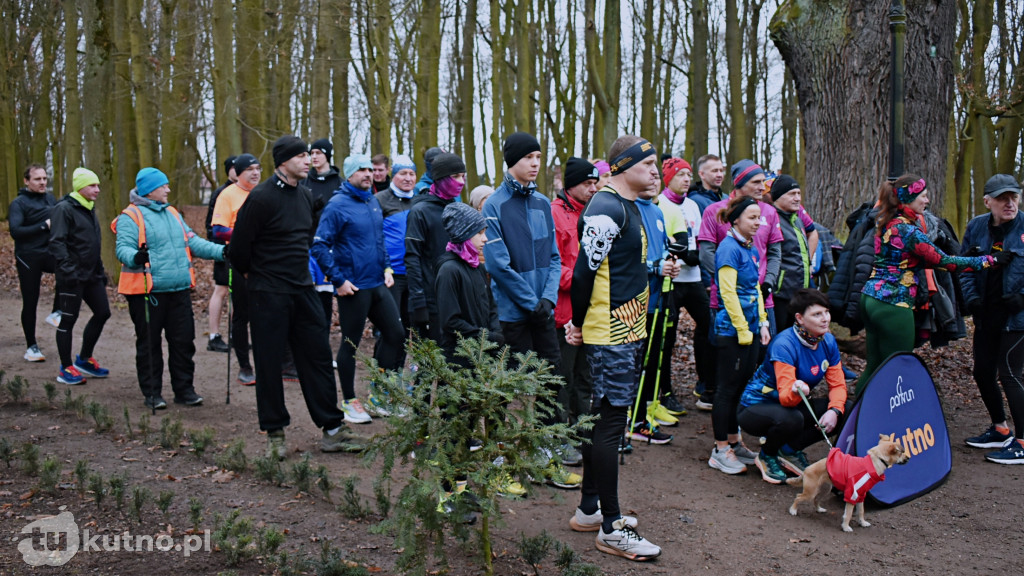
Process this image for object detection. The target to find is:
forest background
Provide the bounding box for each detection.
[1,0,1022,274]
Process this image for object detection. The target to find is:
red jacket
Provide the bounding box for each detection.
[552,191,586,328]
[826,448,885,505]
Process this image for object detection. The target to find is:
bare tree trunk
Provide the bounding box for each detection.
[310,2,330,139]
[237,0,268,159]
[331,0,351,157]
[771,0,957,230]
[639,0,656,144]
[413,0,441,160]
[127,0,154,167]
[686,0,709,163]
[585,0,621,155]
[211,0,241,171]
[725,0,750,162]
[63,0,83,196]
[460,0,479,187]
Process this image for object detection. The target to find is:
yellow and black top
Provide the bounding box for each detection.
[571,187,649,345]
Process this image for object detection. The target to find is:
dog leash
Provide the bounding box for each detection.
[797,387,834,449]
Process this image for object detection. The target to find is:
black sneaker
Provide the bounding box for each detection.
[144,396,168,410]
[207,334,230,353]
[985,440,1024,464]
[966,425,1014,449]
[174,391,204,406]
[661,394,687,416]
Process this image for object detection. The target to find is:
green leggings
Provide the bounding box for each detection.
[859,294,915,394]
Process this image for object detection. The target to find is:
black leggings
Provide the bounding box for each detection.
[580,397,628,521]
[973,312,1024,440]
[336,284,405,400]
[674,281,715,388]
[711,335,761,441]
[16,254,58,347]
[228,266,252,370]
[56,279,111,368]
[737,397,851,455]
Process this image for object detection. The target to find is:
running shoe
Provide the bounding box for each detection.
[366,392,391,417]
[45,311,61,328]
[144,395,168,410]
[493,473,527,498]
[24,345,45,362]
[755,452,787,484]
[237,367,256,386]
[966,425,1014,449]
[647,401,679,426]
[320,425,367,453]
[778,448,810,476]
[207,334,230,352]
[629,422,673,445]
[595,518,661,561]
[57,365,86,385]
[266,429,287,460]
[570,508,638,532]
[544,465,582,489]
[660,393,687,416]
[985,440,1024,464]
[74,355,109,378]
[708,445,746,474]
[173,391,204,406]
[730,442,758,465]
[341,398,372,424]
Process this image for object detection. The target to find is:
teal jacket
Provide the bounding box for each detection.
[116,191,225,293]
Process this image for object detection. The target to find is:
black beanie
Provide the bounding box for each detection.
[310,138,333,163]
[233,154,260,175]
[443,202,487,244]
[563,157,599,190]
[223,155,238,177]
[770,174,801,202]
[503,132,541,168]
[423,147,445,174]
[430,152,466,182]
[272,135,308,167]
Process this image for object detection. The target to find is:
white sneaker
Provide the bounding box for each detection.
[595,518,661,561]
[570,508,638,532]
[341,398,372,424]
[708,445,747,474]
[24,345,45,362]
[45,311,62,327]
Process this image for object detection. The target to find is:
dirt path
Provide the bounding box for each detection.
[1,280,1022,575]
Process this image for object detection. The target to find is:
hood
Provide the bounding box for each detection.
[130,189,168,211]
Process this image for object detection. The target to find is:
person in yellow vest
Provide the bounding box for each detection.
[115,168,227,410]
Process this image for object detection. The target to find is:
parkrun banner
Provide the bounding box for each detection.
[835,353,951,506]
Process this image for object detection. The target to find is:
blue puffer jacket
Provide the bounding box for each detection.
[961,212,1024,330]
[115,191,225,293]
[481,174,561,322]
[312,181,390,290]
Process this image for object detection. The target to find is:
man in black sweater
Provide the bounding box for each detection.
[230,135,366,459]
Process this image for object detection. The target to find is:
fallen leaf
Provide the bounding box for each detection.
[211,470,236,483]
[164,474,178,482]
[19,490,35,500]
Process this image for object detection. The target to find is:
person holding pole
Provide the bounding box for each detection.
[114,168,227,409]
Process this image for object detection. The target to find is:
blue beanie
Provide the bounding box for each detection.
[136,167,169,197]
[392,154,416,176]
[731,159,765,189]
[343,154,374,179]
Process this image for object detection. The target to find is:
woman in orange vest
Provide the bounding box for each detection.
[115,168,227,410]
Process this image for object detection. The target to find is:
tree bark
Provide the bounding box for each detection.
[211,0,241,173]
[725,0,750,162]
[460,0,479,187]
[686,0,709,163]
[330,0,351,158]
[413,0,441,161]
[585,0,621,156]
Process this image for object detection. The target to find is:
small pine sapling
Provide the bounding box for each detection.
[157,490,174,518]
[39,456,63,495]
[74,460,89,498]
[20,442,40,476]
[89,474,106,509]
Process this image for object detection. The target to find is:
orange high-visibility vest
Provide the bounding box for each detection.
[110,204,195,295]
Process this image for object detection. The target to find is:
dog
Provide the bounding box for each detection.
[787,434,910,532]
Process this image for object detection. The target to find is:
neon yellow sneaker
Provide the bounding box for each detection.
[493,473,527,498]
[545,465,582,489]
[647,401,679,427]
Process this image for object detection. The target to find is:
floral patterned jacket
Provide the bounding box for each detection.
[862,209,992,308]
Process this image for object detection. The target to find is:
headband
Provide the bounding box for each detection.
[727,196,759,224]
[895,179,926,204]
[609,140,656,175]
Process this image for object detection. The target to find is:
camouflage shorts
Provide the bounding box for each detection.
[584,341,643,408]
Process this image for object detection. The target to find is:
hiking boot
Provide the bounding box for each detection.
[708,445,746,474]
[320,426,367,453]
[266,429,287,460]
[570,508,638,532]
[237,368,256,386]
[173,391,204,406]
[730,442,758,465]
[660,393,687,416]
[755,452,788,484]
[74,355,109,378]
[966,425,1014,449]
[366,392,391,417]
[647,401,679,427]
[629,422,673,445]
[985,440,1024,464]
[144,395,168,410]
[45,311,62,328]
[778,448,811,475]
[545,465,582,489]
[341,398,372,424]
[57,365,86,385]
[595,518,661,561]
[24,345,45,362]
[207,334,230,353]
[559,443,583,467]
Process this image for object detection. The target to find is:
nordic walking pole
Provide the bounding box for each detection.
[142,246,156,416]
[628,270,673,442]
[796,387,834,448]
[226,265,232,405]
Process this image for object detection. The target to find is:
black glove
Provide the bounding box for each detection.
[133,243,149,266]
[681,249,700,267]
[992,250,1015,267]
[412,306,429,326]
[965,298,984,316]
[1002,294,1024,313]
[221,243,230,261]
[532,298,554,321]
[760,282,773,298]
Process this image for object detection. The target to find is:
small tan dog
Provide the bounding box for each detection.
[787,434,910,532]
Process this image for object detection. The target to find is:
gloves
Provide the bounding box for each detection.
[532,298,554,321]
[1003,294,1024,313]
[759,282,773,299]
[412,306,429,326]
[965,298,984,316]
[221,243,230,261]
[134,243,149,266]
[992,250,1015,267]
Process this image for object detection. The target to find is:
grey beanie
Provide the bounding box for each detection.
[443,202,486,244]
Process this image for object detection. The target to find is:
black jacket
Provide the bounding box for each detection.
[434,251,503,362]
[49,195,105,286]
[405,193,455,314]
[9,188,57,260]
[828,203,877,332]
[205,179,233,241]
[302,166,343,223]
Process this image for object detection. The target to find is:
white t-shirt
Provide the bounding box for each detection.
[658,193,702,284]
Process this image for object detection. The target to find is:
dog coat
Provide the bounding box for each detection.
[826,448,885,505]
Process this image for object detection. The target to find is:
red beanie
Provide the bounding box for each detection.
[662,158,692,187]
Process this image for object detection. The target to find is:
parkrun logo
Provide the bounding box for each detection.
[17,507,210,567]
[889,376,916,413]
